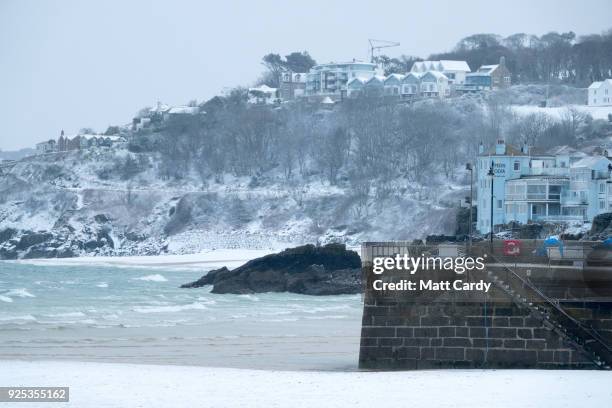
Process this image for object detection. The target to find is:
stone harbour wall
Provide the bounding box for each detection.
[359,299,597,369]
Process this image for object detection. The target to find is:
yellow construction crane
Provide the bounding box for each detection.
[368,39,400,63]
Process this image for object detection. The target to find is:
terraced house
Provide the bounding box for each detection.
[476,140,612,234]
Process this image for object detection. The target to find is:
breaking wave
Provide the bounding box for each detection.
[133,274,168,282]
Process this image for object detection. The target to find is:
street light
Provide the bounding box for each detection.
[465,163,473,249]
[487,162,495,247]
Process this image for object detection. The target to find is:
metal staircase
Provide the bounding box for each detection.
[485,254,612,369]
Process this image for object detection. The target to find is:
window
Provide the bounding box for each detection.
[497,200,502,209]
[527,184,546,200]
[549,185,561,200]
[513,161,520,171]
[600,200,605,210]
[600,183,606,193]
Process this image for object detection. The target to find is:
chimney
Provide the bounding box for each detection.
[478,142,484,154]
[499,56,506,67]
[521,141,529,155]
[495,139,506,155]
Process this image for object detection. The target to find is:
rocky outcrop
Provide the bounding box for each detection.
[0,228,17,244]
[181,243,362,295]
[16,232,53,250]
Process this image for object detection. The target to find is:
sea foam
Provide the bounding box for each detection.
[134,274,168,282]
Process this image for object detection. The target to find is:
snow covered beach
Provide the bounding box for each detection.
[3,360,612,408]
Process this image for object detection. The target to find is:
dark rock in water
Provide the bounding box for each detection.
[0,228,17,244]
[181,267,230,289]
[181,243,362,295]
[16,232,53,250]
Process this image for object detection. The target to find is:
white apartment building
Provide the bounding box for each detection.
[305,61,379,100]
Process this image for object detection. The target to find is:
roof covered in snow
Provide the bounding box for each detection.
[571,155,612,169]
[411,60,470,73]
[385,73,405,82]
[168,106,199,115]
[149,102,170,113]
[589,79,612,89]
[248,85,277,94]
[420,71,448,81]
[477,64,499,73]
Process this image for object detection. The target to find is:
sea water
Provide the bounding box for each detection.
[0,262,363,370]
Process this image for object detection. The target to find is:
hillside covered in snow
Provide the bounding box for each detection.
[1,85,611,259]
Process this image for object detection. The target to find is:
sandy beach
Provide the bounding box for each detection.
[3,360,612,407]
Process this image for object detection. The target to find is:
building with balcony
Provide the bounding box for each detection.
[305,61,378,100]
[419,71,450,98]
[400,72,421,99]
[346,71,450,100]
[476,140,612,234]
[456,57,511,94]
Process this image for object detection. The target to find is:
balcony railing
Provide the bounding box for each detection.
[532,215,586,222]
[560,194,588,206]
[529,167,570,176]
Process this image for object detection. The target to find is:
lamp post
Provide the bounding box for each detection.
[487,163,495,247]
[465,163,473,249]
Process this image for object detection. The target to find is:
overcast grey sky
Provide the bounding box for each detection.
[1,0,611,151]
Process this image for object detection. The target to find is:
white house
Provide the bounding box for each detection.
[419,71,450,98]
[588,79,612,106]
[410,60,471,85]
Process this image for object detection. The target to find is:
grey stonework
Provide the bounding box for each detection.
[359,299,602,369]
[358,242,612,370]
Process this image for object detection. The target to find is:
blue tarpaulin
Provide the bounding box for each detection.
[538,237,564,257]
